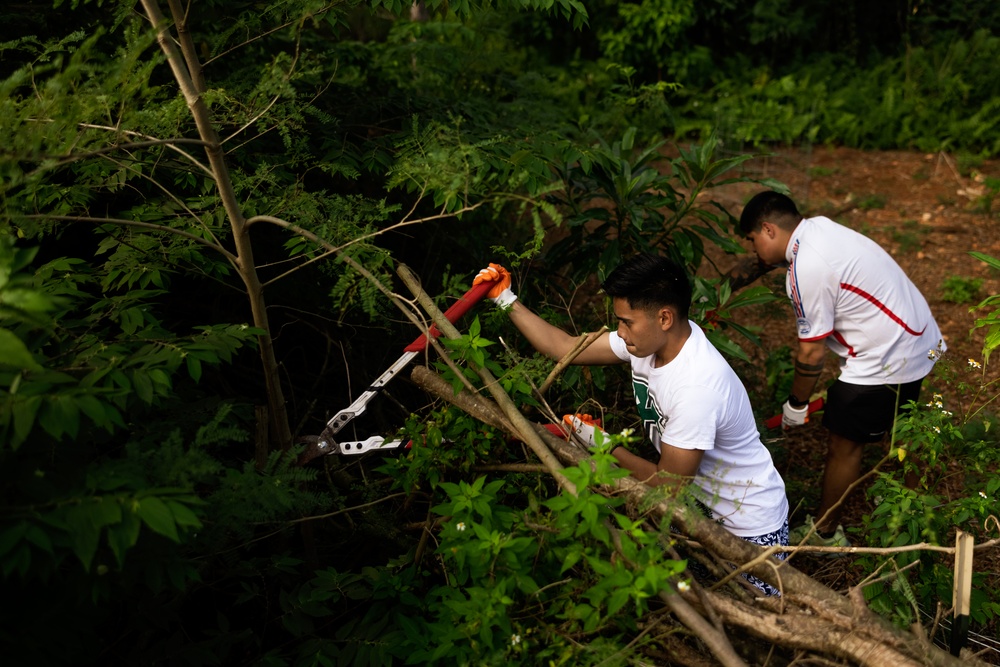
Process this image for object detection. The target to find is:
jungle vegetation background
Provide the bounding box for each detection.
[2,0,999,665]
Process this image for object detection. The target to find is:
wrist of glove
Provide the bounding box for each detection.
[473,263,517,309]
[781,400,809,429]
[491,287,518,309]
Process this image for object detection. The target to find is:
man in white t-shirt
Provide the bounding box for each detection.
[474,254,789,594]
[739,191,945,547]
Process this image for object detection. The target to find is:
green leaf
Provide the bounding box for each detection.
[132,370,154,404]
[165,500,203,530]
[185,355,202,382]
[24,524,54,555]
[0,521,29,557]
[46,395,80,439]
[607,587,631,616]
[66,505,101,571]
[75,393,107,425]
[11,395,42,448]
[3,545,31,578]
[969,251,1000,271]
[137,496,180,542]
[0,328,42,371]
[107,509,141,567]
[90,497,123,528]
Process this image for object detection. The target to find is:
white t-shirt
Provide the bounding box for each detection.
[786,216,944,385]
[609,324,788,537]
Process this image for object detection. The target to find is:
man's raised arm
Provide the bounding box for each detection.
[474,263,622,366]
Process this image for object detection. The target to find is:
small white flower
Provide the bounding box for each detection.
[927,350,938,360]
[980,491,988,500]
[941,410,953,417]
[620,428,634,437]
[511,634,521,646]
[925,401,934,408]
[968,358,983,369]
[935,401,944,408]
[456,522,466,532]
[932,426,941,434]
[933,393,943,400]
[677,580,691,593]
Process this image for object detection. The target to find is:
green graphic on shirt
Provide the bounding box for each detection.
[632,374,662,444]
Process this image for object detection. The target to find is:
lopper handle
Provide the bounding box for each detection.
[765,397,825,430]
[403,279,497,352]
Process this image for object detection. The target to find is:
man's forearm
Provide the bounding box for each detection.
[789,349,825,405]
[506,301,586,360]
[612,448,686,492]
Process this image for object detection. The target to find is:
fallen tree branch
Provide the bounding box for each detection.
[410,363,974,666]
[705,592,929,667]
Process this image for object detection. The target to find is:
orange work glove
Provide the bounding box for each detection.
[472,263,517,308]
[563,413,608,450]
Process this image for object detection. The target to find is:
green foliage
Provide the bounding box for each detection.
[370,0,590,29]
[389,459,685,665]
[542,128,778,279]
[5,0,998,662]
[972,173,1000,215]
[855,194,887,211]
[0,238,262,449]
[940,274,983,304]
[860,369,1000,631]
[690,278,777,363]
[763,344,794,408]
[595,0,696,80]
[208,447,330,544]
[891,220,931,254]
[969,252,1000,363]
[680,30,1000,155]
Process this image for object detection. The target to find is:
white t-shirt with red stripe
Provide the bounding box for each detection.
[609,325,788,537]
[785,216,944,385]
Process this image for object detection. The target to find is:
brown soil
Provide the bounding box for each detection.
[707,146,1000,653]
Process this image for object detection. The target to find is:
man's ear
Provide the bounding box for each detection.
[658,306,674,330]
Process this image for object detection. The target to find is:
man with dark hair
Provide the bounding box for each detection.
[739,190,945,547]
[474,254,788,594]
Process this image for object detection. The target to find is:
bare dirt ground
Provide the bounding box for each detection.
[706,146,1000,654]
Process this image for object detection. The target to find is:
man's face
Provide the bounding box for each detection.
[613,297,667,358]
[745,221,786,266]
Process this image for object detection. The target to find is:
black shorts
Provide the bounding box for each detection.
[821,378,924,443]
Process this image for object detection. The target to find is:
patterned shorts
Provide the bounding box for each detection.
[739,521,789,597]
[685,520,788,597]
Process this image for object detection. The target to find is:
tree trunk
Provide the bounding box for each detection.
[139,0,292,450]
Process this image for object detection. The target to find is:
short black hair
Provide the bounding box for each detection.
[600,253,691,319]
[739,191,802,235]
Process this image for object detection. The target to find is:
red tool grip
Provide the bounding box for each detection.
[765,397,824,430]
[403,279,497,352]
